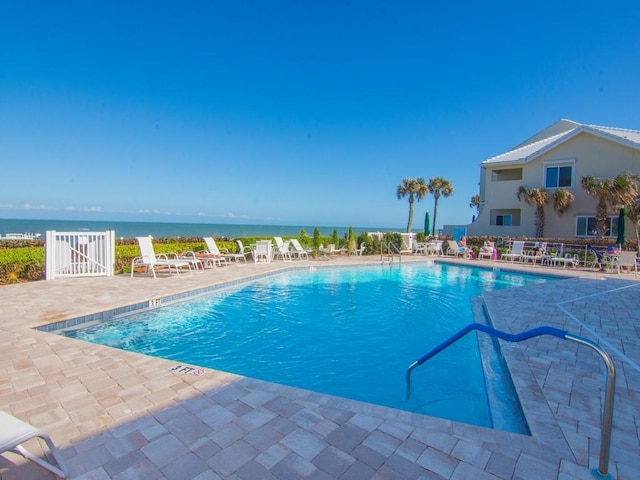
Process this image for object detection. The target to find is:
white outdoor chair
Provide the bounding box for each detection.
[478,242,495,260]
[426,240,443,256]
[131,236,192,278]
[199,237,235,265]
[613,251,638,274]
[501,241,525,262]
[289,239,309,260]
[273,237,292,262]
[550,253,580,269]
[252,240,272,263]
[0,411,68,478]
[446,240,468,257]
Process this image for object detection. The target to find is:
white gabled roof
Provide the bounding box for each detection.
[482,119,640,166]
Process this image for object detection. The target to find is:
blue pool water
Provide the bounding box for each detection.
[63,263,553,431]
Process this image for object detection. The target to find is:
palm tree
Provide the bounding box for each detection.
[396,177,429,233]
[428,177,453,235]
[581,172,638,238]
[516,187,549,237]
[469,194,480,213]
[551,188,575,214]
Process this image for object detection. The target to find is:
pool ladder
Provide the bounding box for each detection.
[406,323,616,480]
[381,242,402,264]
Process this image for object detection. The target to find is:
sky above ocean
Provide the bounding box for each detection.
[1,1,638,231]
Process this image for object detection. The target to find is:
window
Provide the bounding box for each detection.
[496,214,512,226]
[490,209,520,226]
[576,216,619,237]
[492,168,523,182]
[544,160,574,188]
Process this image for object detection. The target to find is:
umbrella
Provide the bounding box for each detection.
[615,207,626,246]
[424,211,430,236]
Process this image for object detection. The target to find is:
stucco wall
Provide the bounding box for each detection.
[464,132,640,238]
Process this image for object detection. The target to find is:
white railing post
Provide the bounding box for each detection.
[45,230,55,280]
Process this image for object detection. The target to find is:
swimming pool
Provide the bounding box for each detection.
[61,263,554,431]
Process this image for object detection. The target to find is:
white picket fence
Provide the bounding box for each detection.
[45,231,115,280]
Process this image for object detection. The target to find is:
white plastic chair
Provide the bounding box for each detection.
[501,241,525,262]
[289,239,309,260]
[131,236,192,278]
[0,411,68,478]
[252,240,272,263]
[273,237,292,262]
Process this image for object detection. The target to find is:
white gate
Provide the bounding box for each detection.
[45,230,115,280]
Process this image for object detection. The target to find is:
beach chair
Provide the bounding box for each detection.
[446,240,468,257]
[587,244,605,270]
[0,411,68,478]
[501,241,525,262]
[273,237,292,262]
[478,242,496,261]
[354,242,366,256]
[201,237,244,265]
[289,239,309,260]
[426,240,444,256]
[521,242,547,265]
[131,236,192,278]
[550,253,580,269]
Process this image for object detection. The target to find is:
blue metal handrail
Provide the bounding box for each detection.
[406,323,616,480]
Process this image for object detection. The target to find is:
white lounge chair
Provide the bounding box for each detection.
[289,239,309,260]
[252,240,272,263]
[478,242,496,261]
[426,240,443,256]
[131,236,192,278]
[320,244,347,255]
[200,237,237,266]
[354,242,366,256]
[168,251,206,272]
[501,241,525,262]
[446,240,468,257]
[521,242,547,265]
[0,411,68,478]
[413,242,426,255]
[550,253,580,269]
[273,237,292,262]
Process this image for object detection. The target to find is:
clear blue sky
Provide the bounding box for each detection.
[1,1,639,230]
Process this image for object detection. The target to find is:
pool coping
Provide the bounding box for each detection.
[1,255,638,479]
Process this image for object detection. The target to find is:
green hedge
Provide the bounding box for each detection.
[0,233,376,284]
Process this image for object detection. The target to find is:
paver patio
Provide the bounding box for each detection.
[1,255,638,479]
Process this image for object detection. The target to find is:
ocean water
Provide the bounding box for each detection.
[0,218,395,240]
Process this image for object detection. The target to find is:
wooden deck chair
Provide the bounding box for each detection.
[0,411,68,478]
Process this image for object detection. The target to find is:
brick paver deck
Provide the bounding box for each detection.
[1,255,638,479]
